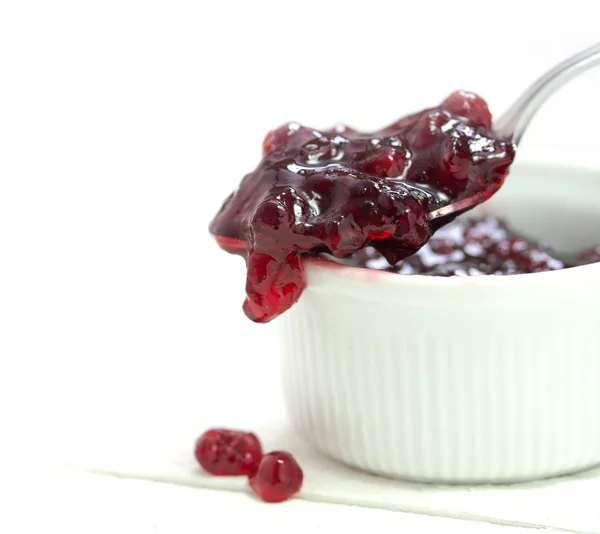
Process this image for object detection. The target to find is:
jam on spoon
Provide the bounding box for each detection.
[209,91,516,323]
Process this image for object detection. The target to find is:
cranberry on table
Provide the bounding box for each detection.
[210,91,516,322]
[194,428,263,476]
[249,451,304,503]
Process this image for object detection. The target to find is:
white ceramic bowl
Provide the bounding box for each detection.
[278,161,600,484]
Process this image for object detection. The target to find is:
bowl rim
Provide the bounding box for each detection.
[304,255,600,288]
[304,159,600,289]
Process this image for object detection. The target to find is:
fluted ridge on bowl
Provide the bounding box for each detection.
[279,287,600,483]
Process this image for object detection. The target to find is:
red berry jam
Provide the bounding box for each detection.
[352,215,600,276]
[210,91,516,322]
[194,428,263,476]
[576,247,600,265]
[249,451,303,503]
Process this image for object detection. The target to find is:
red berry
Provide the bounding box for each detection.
[410,110,450,149]
[441,90,492,129]
[357,146,408,178]
[262,123,301,155]
[300,137,339,165]
[249,451,303,503]
[194,429,263,476]
[429,238,457,256]
[578,247,600,264]
[262,123,316,155]
[490,237,560,273]
[437,137,472,193]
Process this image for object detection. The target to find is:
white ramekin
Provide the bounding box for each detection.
[278,161,600,484]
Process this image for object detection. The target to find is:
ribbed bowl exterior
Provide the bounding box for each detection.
[279,260,600,483]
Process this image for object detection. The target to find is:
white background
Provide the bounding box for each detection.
[2,1,600,531]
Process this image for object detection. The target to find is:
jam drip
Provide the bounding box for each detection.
[210,91,516,322]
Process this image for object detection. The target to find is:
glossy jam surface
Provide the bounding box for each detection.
[210,91,516,322]
[353,215,600,276]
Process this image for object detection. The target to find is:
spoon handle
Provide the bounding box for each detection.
[494,42,600,144]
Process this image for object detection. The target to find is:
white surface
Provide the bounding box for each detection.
[3,1,600,532]
[2,463,543,534]
[48,393,600,533]
[280,162,600,483]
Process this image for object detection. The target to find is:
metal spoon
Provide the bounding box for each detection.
[429,41,600,222]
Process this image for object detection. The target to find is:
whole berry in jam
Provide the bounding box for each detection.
[262,123,298,155]
[210,91,516,322]
[441,90,492,129]
[262,123,315,155]
[356,146,408,178]
[194,428,263,476]
[249,451,303,503]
